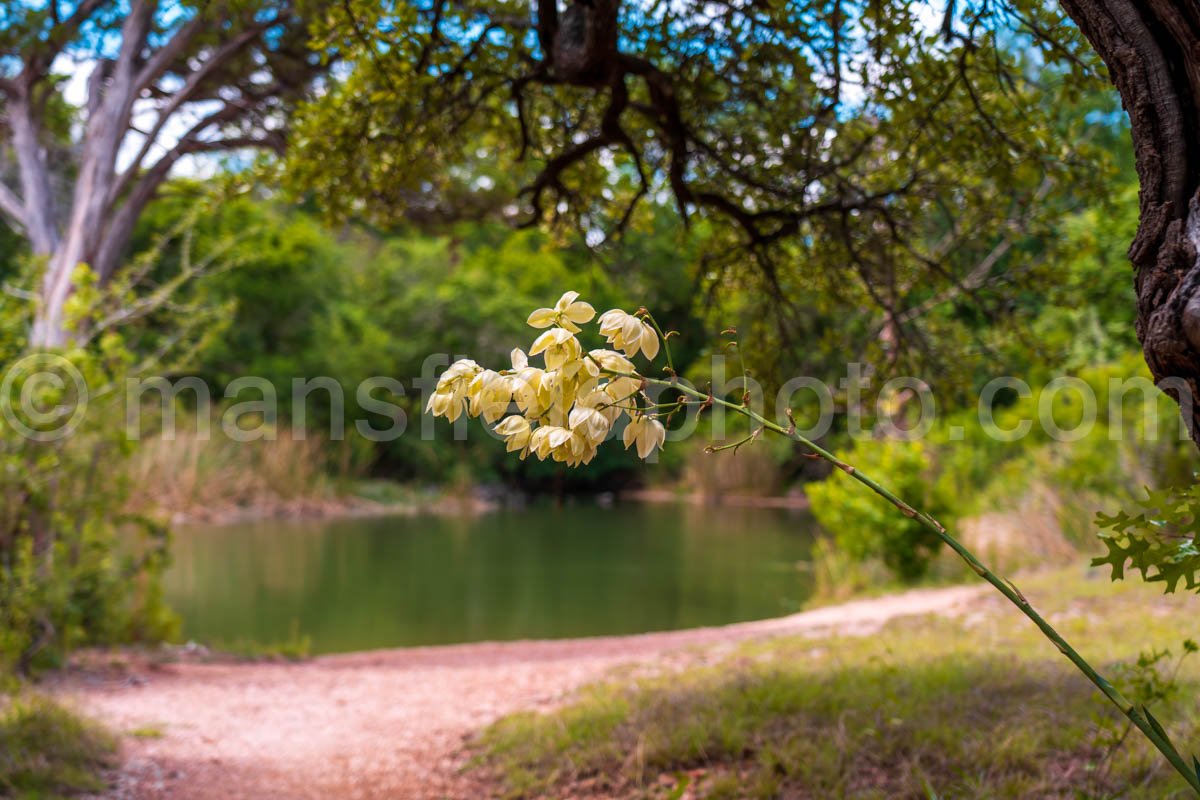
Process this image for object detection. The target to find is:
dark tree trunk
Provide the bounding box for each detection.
[1061,0,1200,443]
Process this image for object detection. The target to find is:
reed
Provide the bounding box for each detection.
[124,422,357,520]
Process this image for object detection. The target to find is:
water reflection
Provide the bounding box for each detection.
[166,503,816,653]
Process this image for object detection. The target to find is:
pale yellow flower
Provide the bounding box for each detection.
[425,391,462,421]
[425,359,481,422]
[578,388,622,425]
[530,425,573,460]
[569,397,612,446]
[494,415,532,457]
[597,309,660,360]
[623,414,667,459]
[508,348,548,418]
[563,428,598,466]
[588,348,635,374]
[529,327,582,370]
[430,297,668,463]
[526,291,596,333]
[468,369,512,423]
[511,368,547,417]
[602,376,641,413]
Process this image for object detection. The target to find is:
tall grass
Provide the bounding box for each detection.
[125,423,362,520]
[682,443,784,499]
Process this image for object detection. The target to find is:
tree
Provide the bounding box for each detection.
[0,0,325,347]
[295,0,1200,444]
[1058,1,1200,442]
[292,0,1117,391]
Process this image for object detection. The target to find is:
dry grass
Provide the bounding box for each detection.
[683,444,784,499]
[124,424,358,521]
[958,484,1090,573]
[479,568,1200,799]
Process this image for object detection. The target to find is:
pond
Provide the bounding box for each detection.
[164,503,817,654]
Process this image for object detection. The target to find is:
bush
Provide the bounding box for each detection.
[0,344,179,674]
[807,438,953,581]
[805,352,1194,584]
[0,241,224,673]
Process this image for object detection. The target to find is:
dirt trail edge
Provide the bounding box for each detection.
[59,584,982,799]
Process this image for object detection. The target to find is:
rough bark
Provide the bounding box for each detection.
[1061,0,1200,443]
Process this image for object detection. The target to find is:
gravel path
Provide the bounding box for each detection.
[58,584,982,799]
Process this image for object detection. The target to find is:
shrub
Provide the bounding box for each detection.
[805,353,1194,583]
[0,233,225,673]
[0,345,179,674]
[807,438,953,581]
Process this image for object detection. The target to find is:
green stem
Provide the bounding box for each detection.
[642,375,1200,795]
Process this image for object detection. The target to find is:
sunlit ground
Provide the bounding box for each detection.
[480,567,1200,799]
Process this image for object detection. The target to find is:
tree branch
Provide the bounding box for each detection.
[0,181,27,232]
[93,97,281,280]
[17,0,109,90]
[7,92,59,253]
[131,13,209,95]
[111,21,274,205]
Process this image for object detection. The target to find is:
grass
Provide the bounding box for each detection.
[211,633,313,662]
[0,694,116,798]
[124,423,361,520]
[479,567,1200,799]
[207,619,313,661]
[126,724,165,739]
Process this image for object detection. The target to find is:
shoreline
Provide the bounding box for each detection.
[154,484,813,527]
[57,583,981,799]
[619,486,811,510]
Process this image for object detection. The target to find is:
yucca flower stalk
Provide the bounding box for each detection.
[427,292,1200,795]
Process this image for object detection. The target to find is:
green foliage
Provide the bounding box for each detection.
[1021,182,1140,375]
[1113,642,1198,713]
[1095,484,1200,594]
[0,694,116,797]
[0,332,175,672]
[290,0,1122,394]
[129,187,340,390]
[804,349,1192,583]
[134,187,708,488]
[1087,641,1199,795]
[807,439,952,581]
[789,166,1181,583]
[0,207,241,674]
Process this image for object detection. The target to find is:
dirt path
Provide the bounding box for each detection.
[58,585,982,799]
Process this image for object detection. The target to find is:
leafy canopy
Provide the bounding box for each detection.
[290,0,1116,378]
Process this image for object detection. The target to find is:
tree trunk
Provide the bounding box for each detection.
[1061,0,1200,443]
[26,6,153,349]
[30,248,81,348]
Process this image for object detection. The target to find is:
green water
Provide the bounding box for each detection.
[165,503,816,654]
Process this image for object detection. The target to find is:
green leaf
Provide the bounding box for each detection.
[665,773,691,800]
[1141,706,1170,742]
[1094,484,1200,594]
